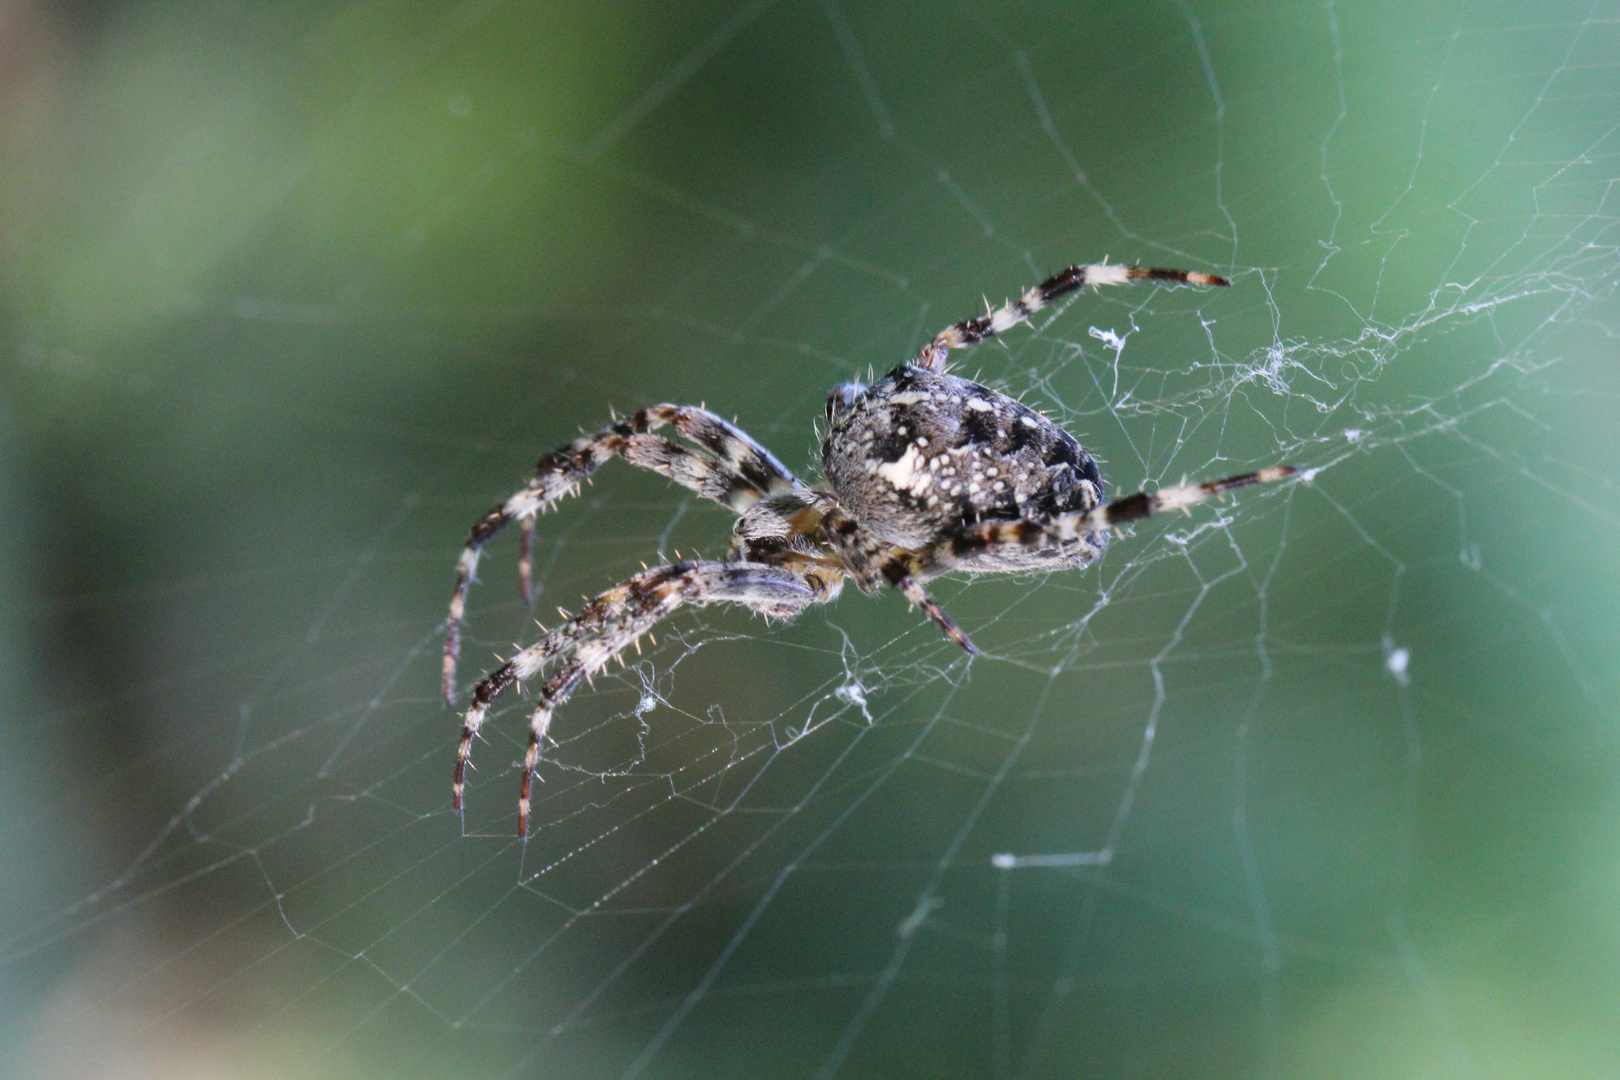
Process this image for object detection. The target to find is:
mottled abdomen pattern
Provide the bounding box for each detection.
[821,366,1108,574]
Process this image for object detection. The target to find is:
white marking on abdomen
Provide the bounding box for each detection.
[876,444,922,490]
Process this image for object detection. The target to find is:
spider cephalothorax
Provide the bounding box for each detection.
[442,261,1294,835]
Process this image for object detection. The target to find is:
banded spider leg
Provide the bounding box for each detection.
[455,559,816,837]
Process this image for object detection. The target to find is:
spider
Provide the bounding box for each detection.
[443,260,1294,836]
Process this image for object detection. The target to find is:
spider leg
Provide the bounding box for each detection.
[914,262,1229,373]
[454,559,819,836]
[444,405,806,704]
[817,503,979,654]
[917,466,1297,570]
[884,565,978,655]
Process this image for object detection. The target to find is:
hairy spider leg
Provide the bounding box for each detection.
[910,466,1297,574]
[444,405,808,704]
[914,263,1230,373]
[455,559,818,836]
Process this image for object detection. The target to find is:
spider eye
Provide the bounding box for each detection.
[825,382,866,423]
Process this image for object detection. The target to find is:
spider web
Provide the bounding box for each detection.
[5,1,1619,1077]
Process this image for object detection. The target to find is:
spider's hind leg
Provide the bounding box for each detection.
[455,559,818,836]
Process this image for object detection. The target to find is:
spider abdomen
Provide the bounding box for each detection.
[821,366,1106,560]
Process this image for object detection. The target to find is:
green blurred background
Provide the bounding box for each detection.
[2,1,1618,1077]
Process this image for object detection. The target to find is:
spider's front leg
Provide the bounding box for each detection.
[455,559,818,837]
[443,405,806,705]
